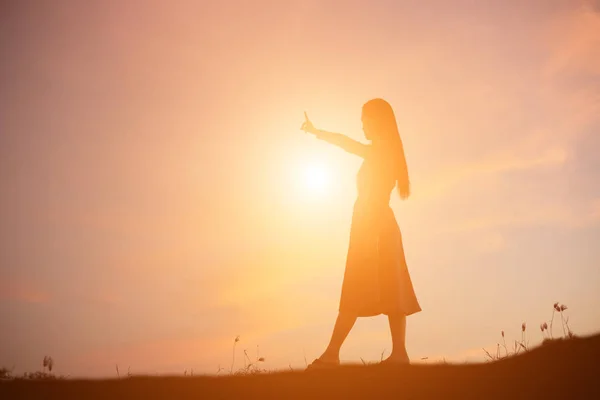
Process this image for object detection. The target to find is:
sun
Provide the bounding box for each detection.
[302,163,330,194]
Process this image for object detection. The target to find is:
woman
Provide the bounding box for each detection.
[301,98,421,368]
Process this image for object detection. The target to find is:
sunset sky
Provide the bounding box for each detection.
[1,0,600,377]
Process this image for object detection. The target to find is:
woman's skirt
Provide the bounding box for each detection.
[338,203,421,317]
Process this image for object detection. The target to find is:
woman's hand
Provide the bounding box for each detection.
[300,111,318,135]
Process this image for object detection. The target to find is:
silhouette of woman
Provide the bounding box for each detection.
[301,99,421,368]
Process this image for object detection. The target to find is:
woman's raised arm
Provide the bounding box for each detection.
[301,112,370,158]
[313,130,369,158]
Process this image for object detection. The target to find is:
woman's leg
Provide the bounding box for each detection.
[386,312,410,362]
[318,312,357,362]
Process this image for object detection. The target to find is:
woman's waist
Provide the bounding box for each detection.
[353,199,393,216]
[351,200,398,231]
[354,196,392,208]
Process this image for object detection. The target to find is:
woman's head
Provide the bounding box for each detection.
[361,98,398,141]
[361,98,411,199]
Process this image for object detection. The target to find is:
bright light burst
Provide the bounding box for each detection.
[302,162,330,195]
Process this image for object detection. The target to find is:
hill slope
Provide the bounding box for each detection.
[2,333,600,399]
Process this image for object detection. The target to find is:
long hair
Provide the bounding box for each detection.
[362,98,410,199]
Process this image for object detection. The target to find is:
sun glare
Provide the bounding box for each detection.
[303,163,330,194]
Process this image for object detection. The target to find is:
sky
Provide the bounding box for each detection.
[1,0,600,377]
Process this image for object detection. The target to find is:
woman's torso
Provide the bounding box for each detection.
[355,146,396,211]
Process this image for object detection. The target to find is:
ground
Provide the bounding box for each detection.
[2,333,599,399]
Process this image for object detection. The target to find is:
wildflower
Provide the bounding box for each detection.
[540,323,544,332]
[258,357,265,362]
[501,330,504,338]
[522,322,526,332]
[235,336,240,343]
[560,304,568,312]
[543,322,548,330]
[554,303,560,312]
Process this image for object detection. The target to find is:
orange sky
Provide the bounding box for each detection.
[1,0,600,377]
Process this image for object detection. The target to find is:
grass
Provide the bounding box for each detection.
[1,355,64,381]
[482,301,575,361]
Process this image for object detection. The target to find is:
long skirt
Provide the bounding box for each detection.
[338,203,421,317]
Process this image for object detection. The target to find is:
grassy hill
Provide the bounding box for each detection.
[2,333,599,399]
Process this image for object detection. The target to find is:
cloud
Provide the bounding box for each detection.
[437,198,600,235]
[476,232,506,253]
[541,2,600,134]
[62,287,123,307]
[74,335,231,376]
[590,198,600,220]
[415,131,568,202]
[411,4,600,239]
[0,278,50,304]
[69,298,308,376]
[543,2,600,78]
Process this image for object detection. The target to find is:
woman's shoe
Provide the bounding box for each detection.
[305,358,341,371]
[379,356,410,366]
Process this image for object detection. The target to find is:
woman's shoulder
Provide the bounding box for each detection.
[370,143,396,163]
